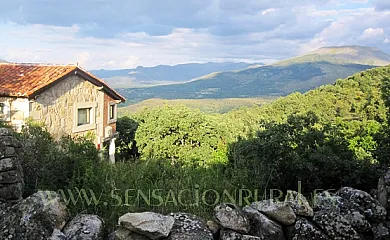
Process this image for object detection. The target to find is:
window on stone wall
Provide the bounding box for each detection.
[73,102,97,133]
[77,107,92,126]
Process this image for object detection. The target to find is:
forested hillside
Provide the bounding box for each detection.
[121,65,389,162]
[118,46,390,103]
[115,65,390,191]
[118,97,276,115]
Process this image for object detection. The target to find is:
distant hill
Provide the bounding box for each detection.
[276,45,390,66]
[91,62,261,88]
[0,59,7,63]
[117,46,390,103]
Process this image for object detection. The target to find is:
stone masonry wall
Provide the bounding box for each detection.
[30,74,105,142]
[0,128,23,203]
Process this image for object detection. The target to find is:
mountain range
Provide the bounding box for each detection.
[91,62,261,88]
[115,46,390,103]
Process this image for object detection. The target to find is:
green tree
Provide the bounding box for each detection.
[228,112,379,194]
[375,76,390,166]
[134,105,227,166]
[115,116,139,161]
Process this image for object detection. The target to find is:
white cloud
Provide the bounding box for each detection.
[1,23,252,69]
[300,7,390,54]
[122,56,141,69]
[0,1,389,69]
[262,8,277,15]
[359,28,387,41]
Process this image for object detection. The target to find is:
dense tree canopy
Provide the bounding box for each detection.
[228,112,379,193]
[117,66,390,192]
[134,105,228,166]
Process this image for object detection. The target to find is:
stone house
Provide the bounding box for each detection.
[0,63,126,163]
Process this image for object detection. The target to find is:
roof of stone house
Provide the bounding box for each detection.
[0,63,125,102]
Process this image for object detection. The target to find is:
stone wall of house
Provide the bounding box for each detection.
[30,75,105,143]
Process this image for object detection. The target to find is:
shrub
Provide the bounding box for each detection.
[15,121,240,232]
[134,105,228,166]
[17,121,100,197]
[228,112,380,195]
[115,116,139,161]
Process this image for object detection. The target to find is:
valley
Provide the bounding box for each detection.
[96,46,390,105]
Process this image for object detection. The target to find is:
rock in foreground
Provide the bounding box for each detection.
[214,203,250,234]
[167,212,213,240]
[118,212,174,239]
[0,191,69,240]
[250,200,296,226]
[63,214,104,240]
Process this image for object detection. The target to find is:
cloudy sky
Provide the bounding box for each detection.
[0,0,389,69]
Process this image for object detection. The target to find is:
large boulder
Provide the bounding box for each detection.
[284,190,313,217]
[313,210,361,240]
[250,200,296,226]
[220,229,261,240]
[0,191,69,240]
[166,212,213,240]
[214,203,250,234]
[63,214,104,240]
[314,191,371,233]
[337,187,387,222]
[242,206,284,240]
[291,217,329,240]
[118,212,174,239]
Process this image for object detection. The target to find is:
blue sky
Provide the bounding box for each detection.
[0,0,389,69]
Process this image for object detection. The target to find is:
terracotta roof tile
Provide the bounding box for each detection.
[0,63,77,97]
[0,63,125,102]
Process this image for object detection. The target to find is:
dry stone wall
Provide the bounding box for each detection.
[0,128,23,203]
[108,174,390,240]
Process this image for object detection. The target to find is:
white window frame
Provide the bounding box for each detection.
[73,102,97,133]
[108,102,117,124]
